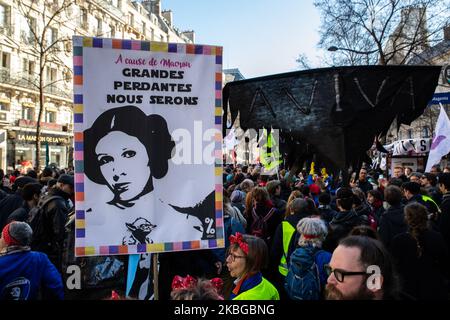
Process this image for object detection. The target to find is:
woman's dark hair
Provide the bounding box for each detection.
[229,234,268,275]
[404,203,428,257]
[350,225,380,240]
[339,236,400,299]
[367,189,383,202]
[84,106,175,188]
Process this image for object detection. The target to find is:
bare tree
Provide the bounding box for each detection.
[17,0,74,171]
[313,0,450,66]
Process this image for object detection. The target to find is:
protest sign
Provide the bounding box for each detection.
[73,36,224,256]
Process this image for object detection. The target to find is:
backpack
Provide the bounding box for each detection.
[28,195,64,250]
[285,246,323,300]
[250,207,276,240]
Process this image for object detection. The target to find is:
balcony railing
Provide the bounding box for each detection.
[0,67,72,100]
[92,0,123,19]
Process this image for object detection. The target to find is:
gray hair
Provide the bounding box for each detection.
[8,221,33,246]
[291,198,309,215]
[296,217,328,248]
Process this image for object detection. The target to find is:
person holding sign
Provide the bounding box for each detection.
[84,105,204,244]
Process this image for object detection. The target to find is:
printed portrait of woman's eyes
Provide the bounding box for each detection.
[97,150,137,166]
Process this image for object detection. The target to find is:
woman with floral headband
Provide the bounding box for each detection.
[226,233,279,300]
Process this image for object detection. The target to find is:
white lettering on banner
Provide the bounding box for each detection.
[384,138,431,155]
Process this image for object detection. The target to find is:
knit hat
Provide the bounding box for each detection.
[57,174,74,187]
[230,190,245,203]
[296,217,328,241]
[1,222,33,247]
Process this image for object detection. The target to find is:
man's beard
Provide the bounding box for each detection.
[325,283,376,300]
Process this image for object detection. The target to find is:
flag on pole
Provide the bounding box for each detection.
[425,104,450,172]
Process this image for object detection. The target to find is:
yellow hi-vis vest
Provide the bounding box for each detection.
[422,195,441,213]
[232,277,280,300]
[278,221,296,276]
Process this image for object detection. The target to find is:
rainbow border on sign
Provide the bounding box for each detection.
[72,36,224,256]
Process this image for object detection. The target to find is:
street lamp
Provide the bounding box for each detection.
[327,46,378,55]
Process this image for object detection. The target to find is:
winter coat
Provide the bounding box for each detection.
[0,248,63,300]
[31,188,71,272]
[439,192,450,255]
[318,205,337,225]
[7,203,31,224]
[323,210,363,252]
[390,230,449,300]
[0,191,24,230]
[378,204,407,249]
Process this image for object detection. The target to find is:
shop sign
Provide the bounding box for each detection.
[16,132,69,145]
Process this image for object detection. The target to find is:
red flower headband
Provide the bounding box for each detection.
[171,275,223,293]
[229,232,249,255]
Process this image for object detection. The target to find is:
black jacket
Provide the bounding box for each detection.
[378,204,407,249]
[318,205,337,225]
[390,230,449,300]
[6,203,31,224]
[32,188,71,272]
[357,179,373,194]
[439,192,450,253]
[323,210,363,252]
[0,191,24,230]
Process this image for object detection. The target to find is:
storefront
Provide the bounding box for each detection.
[7,130,71,171]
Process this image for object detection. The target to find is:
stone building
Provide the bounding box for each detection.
[0,0,194,171]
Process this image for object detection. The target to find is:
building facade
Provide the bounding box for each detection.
[385,26,450,144]
[0,0,194,172]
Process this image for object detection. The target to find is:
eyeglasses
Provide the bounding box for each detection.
[324,264,368,283]
[227,252,246,262]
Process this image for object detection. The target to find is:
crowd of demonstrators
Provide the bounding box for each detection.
[2,159,450,301]
[215,162,450,300]
[0,166,74,300]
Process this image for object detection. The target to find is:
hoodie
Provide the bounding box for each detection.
[378,204,407,249]
[323,210,362,252]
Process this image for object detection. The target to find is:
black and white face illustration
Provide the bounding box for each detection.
[95,131,151,202]
[84,106,175,209]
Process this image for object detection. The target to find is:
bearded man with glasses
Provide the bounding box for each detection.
[324,235,401,300]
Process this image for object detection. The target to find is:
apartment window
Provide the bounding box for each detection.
[129,13,134,27]
[22,106,34,120]
[422,126,430,138]
[160,34,164,42]
[46,67,57,84]
[46,27,58,48]
[96,17,102,36]
[1,51,10,68]
[0,3,11,34]
[45,110,56,123]
[80,8,88,29]
[23,58,35,80]
[142,22,146,36]
[28,17,37,43]
[0,102,9,111]
[109,25,115,38]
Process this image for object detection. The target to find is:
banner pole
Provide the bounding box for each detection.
[153,253,159,300]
